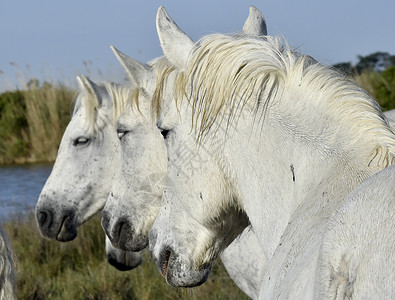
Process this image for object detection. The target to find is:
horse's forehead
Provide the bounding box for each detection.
[117,109,140,128]
[62,108,90,137]
[72,107,89,124]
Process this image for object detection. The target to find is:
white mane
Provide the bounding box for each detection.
[175,33,395,168]
[73,82,134,134]
[150,57,176,119]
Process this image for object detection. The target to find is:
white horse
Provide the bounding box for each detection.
[35,75,142,270]
[0,226,15,300]
[149,7,395,298]
[33,6,265,297]
[102,7,267,298]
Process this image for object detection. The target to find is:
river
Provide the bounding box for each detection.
[0,163,52,221]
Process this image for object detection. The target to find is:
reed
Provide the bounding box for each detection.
[0,84,74,164]
[23,84,74,162]
[3,213,248,300]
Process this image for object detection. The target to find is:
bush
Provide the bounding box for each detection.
[355,67,395,111]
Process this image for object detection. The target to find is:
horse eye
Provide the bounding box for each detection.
[73,137,90,146]
[117,129,129,140]
[160,129,170,139]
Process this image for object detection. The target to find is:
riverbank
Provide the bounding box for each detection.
[0,162,52,221]
[3,213,248,299]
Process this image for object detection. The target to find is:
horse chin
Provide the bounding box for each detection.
[166,261,212,287]
[107,251,142,271]
[159,248,212,287]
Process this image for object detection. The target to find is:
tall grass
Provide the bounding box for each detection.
[0,84,74,164]
[3,214,249,300]
[23,84,74,162]
[0,90,29,163]
[354,66,395,112]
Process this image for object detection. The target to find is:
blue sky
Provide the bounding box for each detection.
[1,0,394,92]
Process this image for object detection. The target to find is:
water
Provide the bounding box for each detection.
[0,163,52,221]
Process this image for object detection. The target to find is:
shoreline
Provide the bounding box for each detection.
[0,157,55,166]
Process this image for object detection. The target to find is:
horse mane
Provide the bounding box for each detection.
[0,226,16,299]
[175,33,395,168]
[73,82,135,134]
[150,57,176,119]
[110,56,177,122]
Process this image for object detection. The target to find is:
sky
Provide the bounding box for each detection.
[1,0,394,92]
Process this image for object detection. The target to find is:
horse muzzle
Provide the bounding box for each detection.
[101,211,148,252]
[36,208,77,242]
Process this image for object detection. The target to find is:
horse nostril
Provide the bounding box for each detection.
[36,209,52,229]
[118,221,128,247]
[160,129,170,139]
[101,211,111,233]
[38,211,47,226]
[158,248,172,278]
[117,221,137,251]
[163,249,171,276]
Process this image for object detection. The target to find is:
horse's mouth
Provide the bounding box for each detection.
[56,214,77,242]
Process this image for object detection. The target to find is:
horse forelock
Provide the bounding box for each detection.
[176,33,395,168]
[73,82,134,135]
[151,57,176,119]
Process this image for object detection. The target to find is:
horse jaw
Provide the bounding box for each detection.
[148,210,212,287]
[148,141,249,287]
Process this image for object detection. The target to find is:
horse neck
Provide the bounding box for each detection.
[221,105,382,259]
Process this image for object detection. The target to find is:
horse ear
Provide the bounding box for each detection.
[110,46,152,88]
[242,5,267,36]
[156,6,194,70]
[76,74,110,108]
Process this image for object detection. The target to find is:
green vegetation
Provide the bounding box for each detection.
[355,66,395,111]
[3,214,248,300]
[0,90,29,162]
[333,51,395,111]
[0,82,74,164]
